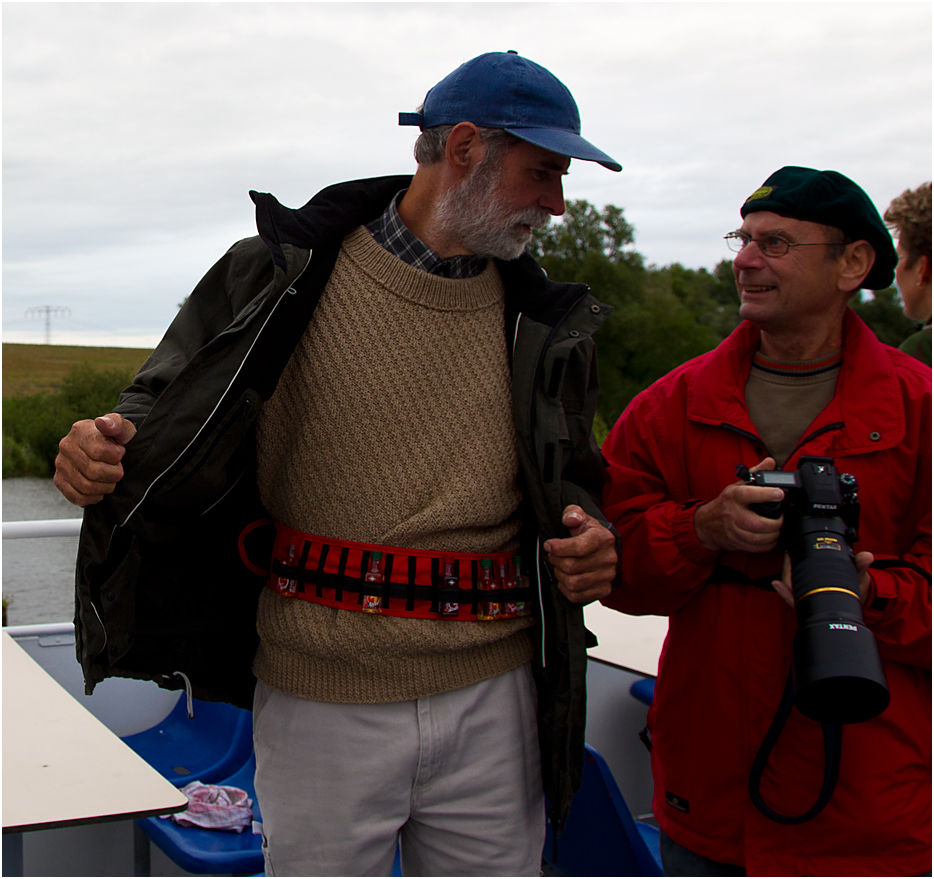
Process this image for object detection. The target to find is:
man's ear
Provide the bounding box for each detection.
[916,253,931,284]
[444,122,486,178]
[838,240,875,293]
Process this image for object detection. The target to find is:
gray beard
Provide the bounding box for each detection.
[433,160,552,261]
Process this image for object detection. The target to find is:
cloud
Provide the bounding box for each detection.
[3,2,931,344]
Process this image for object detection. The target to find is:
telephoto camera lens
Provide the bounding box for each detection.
[789,515,890,724]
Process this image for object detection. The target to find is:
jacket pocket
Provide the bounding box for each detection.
[152,389,261,510]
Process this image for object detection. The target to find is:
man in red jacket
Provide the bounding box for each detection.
[602,166,931,876]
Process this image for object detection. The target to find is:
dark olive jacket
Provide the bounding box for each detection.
[74,176,615,829]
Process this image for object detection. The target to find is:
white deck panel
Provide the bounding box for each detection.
[585,603,668,677]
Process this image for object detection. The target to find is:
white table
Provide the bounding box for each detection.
[2,631,188,873]
[584,603,668,677]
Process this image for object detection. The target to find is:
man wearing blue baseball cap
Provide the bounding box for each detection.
[55,52,621,874]
[601,166,931,875]
[392,50,620,263]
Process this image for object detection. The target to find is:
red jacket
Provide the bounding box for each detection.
[602,312,931,876]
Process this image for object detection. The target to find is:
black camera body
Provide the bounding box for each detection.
[744,456,889,725]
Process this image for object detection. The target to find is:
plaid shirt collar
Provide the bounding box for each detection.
[365,190,489,280]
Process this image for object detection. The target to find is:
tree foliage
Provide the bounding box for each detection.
[529,200,639,270]
[3,364,133,478]
[851,287,917,347]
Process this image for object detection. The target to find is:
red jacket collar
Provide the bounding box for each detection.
[687,309,906,458]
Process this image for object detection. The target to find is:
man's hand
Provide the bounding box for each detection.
[543,505,617,605]
[694,457,785,554]
[53,413,137,506]
[772,550,875,607]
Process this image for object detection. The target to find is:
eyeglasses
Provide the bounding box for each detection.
[724,231,838,258]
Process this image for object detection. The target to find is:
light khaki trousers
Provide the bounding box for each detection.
[253,663,545,876]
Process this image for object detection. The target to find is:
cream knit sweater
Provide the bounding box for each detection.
[253,226,534,703]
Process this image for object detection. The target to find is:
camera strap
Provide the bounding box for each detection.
[870,558,932,582]
[748,671,843,825]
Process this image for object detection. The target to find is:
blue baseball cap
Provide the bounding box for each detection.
[399,51,621,172]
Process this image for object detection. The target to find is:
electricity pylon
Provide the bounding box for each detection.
[25,306,70,344]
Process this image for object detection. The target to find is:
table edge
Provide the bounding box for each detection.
[3,799,188,835]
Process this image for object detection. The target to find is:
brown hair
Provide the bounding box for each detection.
[884,182,932,267]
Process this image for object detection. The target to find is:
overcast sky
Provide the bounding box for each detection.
[3,2,931,347]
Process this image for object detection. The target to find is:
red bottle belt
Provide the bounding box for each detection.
[239,520,535,622]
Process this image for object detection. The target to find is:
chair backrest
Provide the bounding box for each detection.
[122,695,254,786]
[629,677,655,706]
[544,744,663,876]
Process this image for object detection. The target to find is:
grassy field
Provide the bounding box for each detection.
[2,343,152,398]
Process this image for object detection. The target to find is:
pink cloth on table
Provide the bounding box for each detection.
[168,781,254,832]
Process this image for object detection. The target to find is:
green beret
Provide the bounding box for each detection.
[740,166,897,290]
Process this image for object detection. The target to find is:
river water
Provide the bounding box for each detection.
[2,477,82,625]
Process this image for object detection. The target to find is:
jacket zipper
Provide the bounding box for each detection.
[720,422,766,448]
[720,420,845,468]
[784,422,845,463]
[117,250,314,530]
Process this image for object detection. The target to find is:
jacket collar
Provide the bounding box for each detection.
[497,251,594,327]
[688,309,906,457]
[250,176,413,270]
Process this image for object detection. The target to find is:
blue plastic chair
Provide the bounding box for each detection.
[122,695,254,787]
[136,752,265,875]
[629,678,655,706]
[543,744,663,876]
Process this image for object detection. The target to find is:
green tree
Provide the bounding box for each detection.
[529,200,640,270]
[851,287,917,347]
[652,260,741,341]
[59,364,132,420]
[595,274,725,423]
[2,364,134,478]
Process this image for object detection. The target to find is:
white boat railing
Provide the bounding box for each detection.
[3,519,83,539]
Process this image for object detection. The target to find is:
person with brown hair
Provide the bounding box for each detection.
[885,181,932,364]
